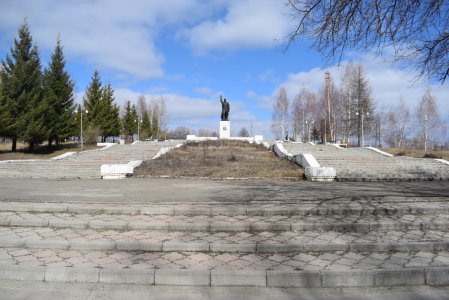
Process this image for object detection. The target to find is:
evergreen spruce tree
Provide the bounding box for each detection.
[43,36,75,147]
[141,110,152,140]
[98,84,120,142]
[0,79,14,137]
[83,70,103,128]
[0,20,47,151]
[151,112,159,139]
[121,101,138,140]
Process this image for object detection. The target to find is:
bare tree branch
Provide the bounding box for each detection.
[285,0,449,83]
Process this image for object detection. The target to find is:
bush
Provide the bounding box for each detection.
[423,153,440,159]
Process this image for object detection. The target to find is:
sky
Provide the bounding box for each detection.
[1,0,448,139]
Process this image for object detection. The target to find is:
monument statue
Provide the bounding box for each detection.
[220,95,230,121]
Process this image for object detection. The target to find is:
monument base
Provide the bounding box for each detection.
[219,121,230,139]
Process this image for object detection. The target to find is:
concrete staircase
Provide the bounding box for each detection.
[0,141,182,179]
[1,194,449,287]
[282,143,449,181]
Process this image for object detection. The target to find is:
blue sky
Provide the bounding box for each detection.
[1,0,448,139]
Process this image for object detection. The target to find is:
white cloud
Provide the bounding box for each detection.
[182,0,291,53]
[0,0,202,79]
[193,86,218,97]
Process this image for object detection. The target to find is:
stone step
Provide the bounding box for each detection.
[1,248,448,287]
[2,199,449,216]
[3,211,449,232]
[1,227,449,253]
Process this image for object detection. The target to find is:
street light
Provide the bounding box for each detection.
[75,107,88,151]
[135,118,141,141]
[356,110,369,147]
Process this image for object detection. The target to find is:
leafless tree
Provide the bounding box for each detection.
[238,127,250,137]
[415,89,441,151]
[385,98,411,149]
[169,126,191,139]
[149,97,168,139]
[319,71,341,143]
[285,0,449,82]
[303,88,319,142]
[271,87,290,140]
[137,94,147,120]
[341,63,375,146]
[198,128,216,137]
[291,92,303,141]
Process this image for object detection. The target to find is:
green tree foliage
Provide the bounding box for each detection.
[43,36,75,147]
[98,84,121,141]
[82,71,121,143]
[121,100,138,138]
[83,71,103,127]
[0,20,47,151]
[141,110,152,140]
[0,78,14,137]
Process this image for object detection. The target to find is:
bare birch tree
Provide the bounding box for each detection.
[271,87,290,140]
[291,89,304,141]
[385,98,411,149]
[341,64,375,146]
[415,89,441,151]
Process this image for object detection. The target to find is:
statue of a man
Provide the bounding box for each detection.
[220,95,230,121]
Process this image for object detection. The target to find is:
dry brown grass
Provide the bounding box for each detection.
[380,147,449,160]
[0,142,100,160]
[134,140,304,180]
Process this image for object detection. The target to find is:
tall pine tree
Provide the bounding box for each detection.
[141,110,152,140]
[121,100,138,140]
[83,70,103,128]
[43,36,75,147]
[98,84,121,141]
[0,78,14,137]
[0,20,46,151]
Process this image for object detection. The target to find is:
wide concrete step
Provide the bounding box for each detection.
[1,227,449,253]
[0,141,183,179]
[3,211,449,233]
[1,248,449,287]
[281,143,449,181]
[2,200,449,216]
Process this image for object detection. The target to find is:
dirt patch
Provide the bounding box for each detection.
[134,140,304,180]
[380,147,449,160]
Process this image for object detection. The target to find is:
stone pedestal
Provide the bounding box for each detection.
[219,121,230,139]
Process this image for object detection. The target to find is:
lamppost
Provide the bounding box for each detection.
[135,118,141,141]
[356,110,369,147]
[75,107,88,151]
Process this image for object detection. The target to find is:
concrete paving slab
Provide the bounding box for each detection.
[45,267,99,283]
[0,265,45,281]
[375,268,425,286]
[99,268,154,284]
[155,269,210,286]
[322,270,375,287]
[211,269,266,286]
[267,271,321,288]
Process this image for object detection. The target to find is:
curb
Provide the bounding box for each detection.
[2,238,449,253]
[0,265,448,287]
[2,202,448,216]
[3,218,449,233]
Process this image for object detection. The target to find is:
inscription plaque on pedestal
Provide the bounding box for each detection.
[219,121,230,139]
